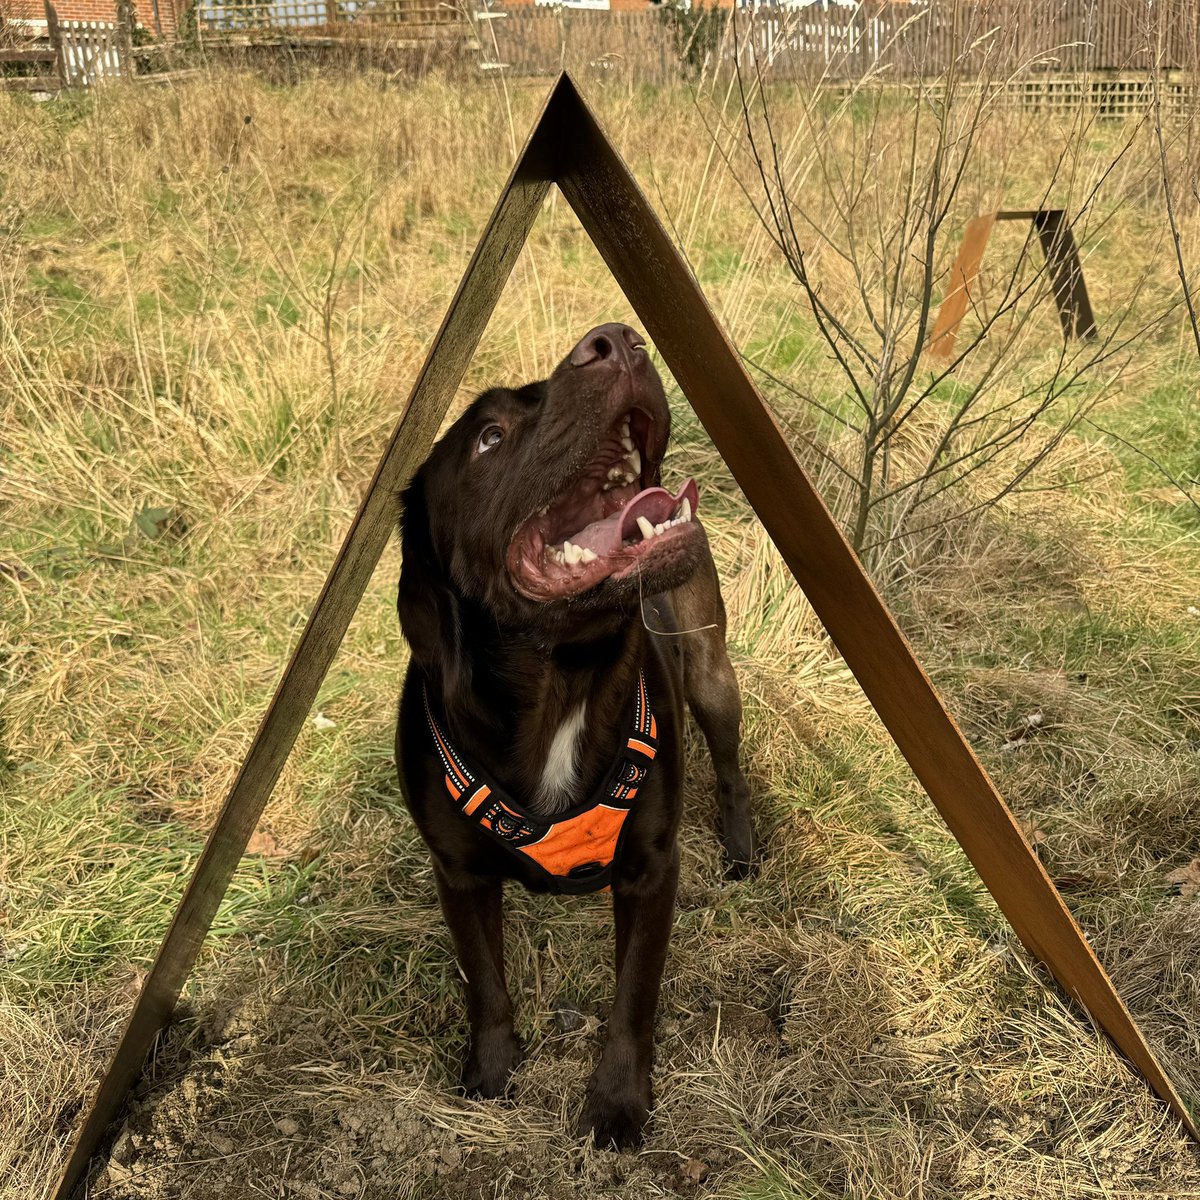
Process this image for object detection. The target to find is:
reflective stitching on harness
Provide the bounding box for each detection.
[422,674,658,893]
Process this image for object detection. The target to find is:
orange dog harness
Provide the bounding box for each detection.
[423,674,658,894]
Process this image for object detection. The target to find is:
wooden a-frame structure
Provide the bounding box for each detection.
[54,73,1197,1200]
[928,208,1098,361]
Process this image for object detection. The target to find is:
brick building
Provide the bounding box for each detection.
[1,0,188,38]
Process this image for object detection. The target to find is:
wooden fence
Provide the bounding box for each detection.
[58,18,125,83]
[187,0,1200,85]
[483,0,1200,90]
[724,0,1200,78]
[0,39,60,90]
[480,8,674,82]
[4,0,1200,99]
[0,1,130,90]
[196,0,466,41]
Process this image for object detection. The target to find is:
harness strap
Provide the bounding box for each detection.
[423,673,658,894]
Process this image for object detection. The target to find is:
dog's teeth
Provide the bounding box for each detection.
[621,435,634,453]
[636,515,656,541]
[680,496,691,523]
[621,419,631,440]
[563,541,583,565]
[627,448,641,477]
[607,465,624,481]
[580,548,597,563]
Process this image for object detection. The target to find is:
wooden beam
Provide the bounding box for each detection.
[550,76,1195,1140]
[45,0,68,90]
[0,47,57,63]
[1035,209,1098,341]
[0,74,60,90]
[927,212,997,360]
[51,76,561,1200]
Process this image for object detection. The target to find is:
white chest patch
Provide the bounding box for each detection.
[536,703,588,812]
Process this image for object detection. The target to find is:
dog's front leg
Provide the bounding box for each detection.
[579,849,680,1149]
[433,864,522,1098]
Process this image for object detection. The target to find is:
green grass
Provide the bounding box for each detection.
[1085,368,1200,533]
[2,72,1200,1200]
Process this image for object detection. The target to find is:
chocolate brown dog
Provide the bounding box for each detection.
[395,323,754,1148]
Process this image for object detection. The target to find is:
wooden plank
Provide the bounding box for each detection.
[0,47,57,63]
[44,0,67,89]
[0,73,60,89]
[1034,209,1098,341]
[50,78,560,1200]
[548,74,1199,1142]
[926,212,996,361]
[133,66,207,86]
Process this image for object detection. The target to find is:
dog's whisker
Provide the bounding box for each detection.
[636,560,718,638]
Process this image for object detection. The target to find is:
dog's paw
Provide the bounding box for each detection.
[723,852,755,881]
[718,783,757,880]
[577,1080,650,1150]
[461,1030,522,1099]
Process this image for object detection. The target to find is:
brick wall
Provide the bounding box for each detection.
[2,0,185,37]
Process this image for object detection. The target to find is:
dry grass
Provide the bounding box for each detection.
[2,69,1200,1200]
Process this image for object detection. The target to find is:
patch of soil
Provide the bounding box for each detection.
[87,992,722,1200]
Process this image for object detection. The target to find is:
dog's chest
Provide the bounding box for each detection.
[534,703,588,812]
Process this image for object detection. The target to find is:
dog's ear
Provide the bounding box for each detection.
[397,472,471,707]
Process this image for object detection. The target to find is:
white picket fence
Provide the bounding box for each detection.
[58,19,124,85]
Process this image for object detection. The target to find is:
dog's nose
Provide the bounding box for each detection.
[568,323,646,369]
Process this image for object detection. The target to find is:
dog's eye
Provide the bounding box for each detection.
[476,426,504,455]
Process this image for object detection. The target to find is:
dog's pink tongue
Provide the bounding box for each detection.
[618,478,699,540]
[569,479,699,555]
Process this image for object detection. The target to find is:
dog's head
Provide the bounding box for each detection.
[399,324,703,677]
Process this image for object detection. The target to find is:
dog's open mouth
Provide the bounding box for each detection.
[506,409,701,602]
